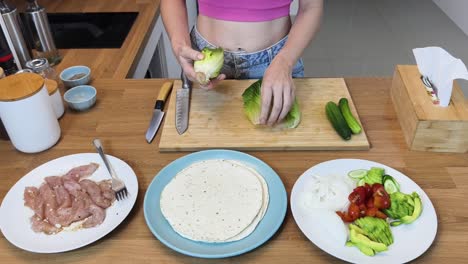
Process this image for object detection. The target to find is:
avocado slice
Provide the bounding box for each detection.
[349,224,366,235]
[354,217,393,246]
[401,195,422,224]
[355,243,375,256]
[355,233,388,252]
[349,229,388,253]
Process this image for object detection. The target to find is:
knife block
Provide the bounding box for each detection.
[391,65,468,153]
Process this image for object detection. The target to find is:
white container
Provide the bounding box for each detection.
[45,79,64,118]
[0,73,61,153]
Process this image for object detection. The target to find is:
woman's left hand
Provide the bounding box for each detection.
[259,55,295,126]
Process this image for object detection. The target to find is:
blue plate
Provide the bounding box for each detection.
[143,149,287,258]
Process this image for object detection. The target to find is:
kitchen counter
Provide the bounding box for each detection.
[12,0,161,79]
[1,78,468,263]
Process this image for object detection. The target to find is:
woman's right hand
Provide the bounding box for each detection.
[173,44,225,90]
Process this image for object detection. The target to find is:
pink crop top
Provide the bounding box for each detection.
[198,0,293,22]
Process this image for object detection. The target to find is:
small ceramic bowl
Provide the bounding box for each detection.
[60,65,91,89]
[63,85,97,111]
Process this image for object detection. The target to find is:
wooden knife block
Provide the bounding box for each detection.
[391,65,468,153]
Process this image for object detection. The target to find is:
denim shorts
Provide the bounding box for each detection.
[190,26,304,79]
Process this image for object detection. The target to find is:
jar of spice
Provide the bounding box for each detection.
[25,58,58,82]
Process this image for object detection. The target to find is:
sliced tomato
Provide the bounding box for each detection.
[358,204,367,217]
[348,191,362,205]
[336,211,354,222]
[366,196,374,208]
[375,210,388,219]
[373,193,391,209]
[336,211,345,219]
[348,203,360,221]
[364,183,372,197]
[365,207,378,217]
[349,187,367,205]
[372,183,385,194]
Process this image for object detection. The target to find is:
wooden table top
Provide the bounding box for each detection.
[11,0,160,79]
[1,78,468,263]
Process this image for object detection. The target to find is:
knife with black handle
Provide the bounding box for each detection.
[145,81,173,143]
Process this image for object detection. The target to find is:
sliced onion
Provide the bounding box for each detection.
[301,174,354,212]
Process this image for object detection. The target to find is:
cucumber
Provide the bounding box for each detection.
[348,169,368,179]
[383,175,400,194]
[358,178,366,186]
[326,101,352,140]
[339,98,362,134]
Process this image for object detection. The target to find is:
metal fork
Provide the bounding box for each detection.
[93,138,129,201]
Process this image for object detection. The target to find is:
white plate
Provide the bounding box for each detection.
[0,153,138,253]
[291,159,438,264]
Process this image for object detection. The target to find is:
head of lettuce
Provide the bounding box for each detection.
[242,79,301,128]
[194,47,224,85]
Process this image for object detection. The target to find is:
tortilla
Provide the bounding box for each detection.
[160,159,264,242]
[224,160,269,242]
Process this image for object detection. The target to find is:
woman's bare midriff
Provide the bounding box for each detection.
[197,15,291,53]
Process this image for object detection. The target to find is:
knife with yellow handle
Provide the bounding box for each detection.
[145,81,173,143]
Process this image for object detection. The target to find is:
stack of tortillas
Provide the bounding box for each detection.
[160,159,269,243]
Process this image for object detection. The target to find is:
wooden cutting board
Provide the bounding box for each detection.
[159,78,369,152]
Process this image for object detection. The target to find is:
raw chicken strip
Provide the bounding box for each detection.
[80,179,112,208]
[45,176,71,208]
[62,163,99,182]
[71,190,94,222]
[99,180,115,202]
[39,183,57,215]
[83,204,106,228]
[30,215,61,235]
[24,187,39,209]
[24,187,45,219]
[63,179,82,196]
[44,176,62,188]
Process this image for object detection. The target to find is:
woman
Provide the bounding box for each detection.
[161,0,323,126]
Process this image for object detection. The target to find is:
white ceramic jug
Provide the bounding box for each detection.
[0,73,61,153]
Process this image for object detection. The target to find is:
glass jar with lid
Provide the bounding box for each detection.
[26,58,58,82]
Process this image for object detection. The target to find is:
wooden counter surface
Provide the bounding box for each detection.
[12,0,160,79]
[1,78,468,263]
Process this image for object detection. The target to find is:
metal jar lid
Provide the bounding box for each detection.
[25,58,49,73]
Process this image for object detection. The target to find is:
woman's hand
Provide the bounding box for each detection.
[173,44,225,89]
[259,55,295,126]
